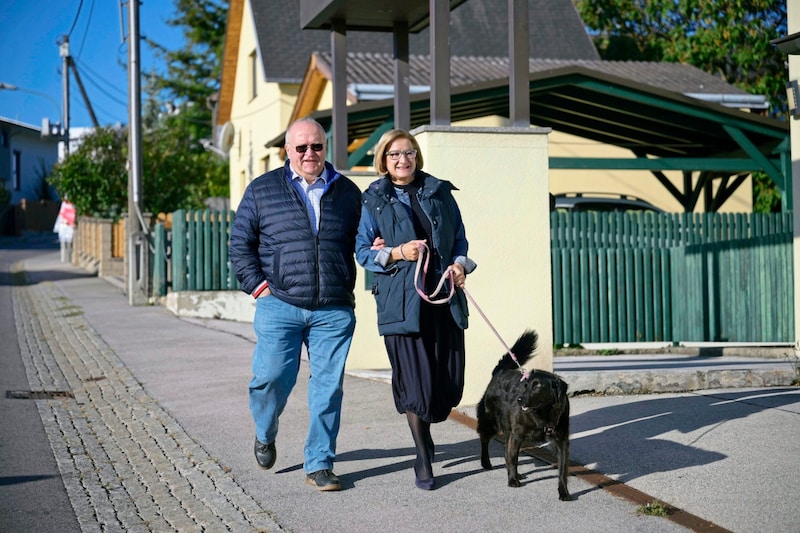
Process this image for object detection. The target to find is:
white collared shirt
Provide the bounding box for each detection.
[291,168,328,233]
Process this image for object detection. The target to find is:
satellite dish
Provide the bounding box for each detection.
[218,121,235,153]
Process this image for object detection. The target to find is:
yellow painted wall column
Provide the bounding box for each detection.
[789,2,800,356]
[347,125,553,406]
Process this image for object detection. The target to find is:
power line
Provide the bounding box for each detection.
[72,57,127,102]
[75,0,97,59]
[66,0,85,38]
[68,61,127,124]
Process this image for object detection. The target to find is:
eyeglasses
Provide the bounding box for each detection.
[292,143,325,154]
[386,149,417,161]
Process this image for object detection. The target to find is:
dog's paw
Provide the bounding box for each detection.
[480,459,492,470]
[508,478,521,488]
[559,490,573,501]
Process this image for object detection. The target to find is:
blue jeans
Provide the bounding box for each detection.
[250,296,355,473]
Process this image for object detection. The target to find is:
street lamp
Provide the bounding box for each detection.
[0,81,63,137]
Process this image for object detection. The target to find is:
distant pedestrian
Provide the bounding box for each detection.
[229,118,361,492]
[53,199,75,263]
[355,129,476,490]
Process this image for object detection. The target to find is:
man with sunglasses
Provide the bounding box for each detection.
[229,118,361,491]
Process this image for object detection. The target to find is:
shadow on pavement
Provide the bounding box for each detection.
[569,388,800,483]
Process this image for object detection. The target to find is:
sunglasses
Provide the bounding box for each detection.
[292,143,325,154]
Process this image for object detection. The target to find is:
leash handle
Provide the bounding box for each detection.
[413,242,455,304]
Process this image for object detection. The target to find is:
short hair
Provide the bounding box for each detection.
[372,129,424,175]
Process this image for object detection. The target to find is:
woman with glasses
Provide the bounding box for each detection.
[355,129,477,490]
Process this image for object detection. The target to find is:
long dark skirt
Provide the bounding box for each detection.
[384,302,466,423]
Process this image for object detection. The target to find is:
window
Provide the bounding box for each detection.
[12,150,21,191]
[250,50,258,100]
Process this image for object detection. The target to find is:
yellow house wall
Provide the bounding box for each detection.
[788,1,800,354]
[346,126,553,407]
[227,0,300,210]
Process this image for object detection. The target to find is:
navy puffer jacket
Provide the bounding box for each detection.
[229,161,361,309]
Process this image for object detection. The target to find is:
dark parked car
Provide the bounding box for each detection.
[551,193,663,213]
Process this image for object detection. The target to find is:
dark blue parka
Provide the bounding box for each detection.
[229,161,361,309]
[355,171,476,335]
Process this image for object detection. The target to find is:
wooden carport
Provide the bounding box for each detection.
[269,65,790,213]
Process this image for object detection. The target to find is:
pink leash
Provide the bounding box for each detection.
[412,242,531,379]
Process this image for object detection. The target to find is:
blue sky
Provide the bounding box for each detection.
[0,0,184,129]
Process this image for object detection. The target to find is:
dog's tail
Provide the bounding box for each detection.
[492,329,538,375]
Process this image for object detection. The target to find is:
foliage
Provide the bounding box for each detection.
[576,0,788,212]
[637,499,670,517]
[48,127,128,218]
[142,122,229,213]
[49,125,228,218]
[143,0,228,143]
[753,172,783,213]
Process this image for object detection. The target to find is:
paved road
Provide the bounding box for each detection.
[2,235,799,533]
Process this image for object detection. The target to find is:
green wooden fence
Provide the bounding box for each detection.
[152,209,793,344]
[550,211,793,345]
[152,209,239,294]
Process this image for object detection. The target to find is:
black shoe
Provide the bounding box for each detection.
[415,476,436,490]
[305,469,341,491]
[254,439,276,469]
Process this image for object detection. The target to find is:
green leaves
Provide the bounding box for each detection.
[48,127,128,218]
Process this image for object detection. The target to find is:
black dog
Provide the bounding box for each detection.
[476,330,571,500]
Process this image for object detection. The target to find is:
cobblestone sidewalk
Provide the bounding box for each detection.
[12,270,281,532]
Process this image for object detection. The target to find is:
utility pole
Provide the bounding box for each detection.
[68,58,99,128]
[59,35,70,154]
[127,0,147,305]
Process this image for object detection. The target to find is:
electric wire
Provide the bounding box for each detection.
[74,0,97,60]
[66,0,85,38]
[72,59,127,104]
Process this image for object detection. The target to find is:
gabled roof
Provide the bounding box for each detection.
[0,116,47,135]
[279,53,765,150]
[265,64,788,212]
[218,0,599,123]
[293,65,784,160]
[318,53,758,99]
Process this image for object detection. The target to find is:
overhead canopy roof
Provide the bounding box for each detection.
[315,66,785,161]
[300,0,469,33]
[268,65,790,211]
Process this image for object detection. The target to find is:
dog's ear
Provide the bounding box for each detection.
[553,378,568,403]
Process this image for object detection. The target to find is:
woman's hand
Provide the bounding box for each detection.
[371,236,385,250]
[450,263,466,288]
[395,239,427,262]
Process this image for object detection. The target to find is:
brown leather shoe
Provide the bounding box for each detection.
[254,439,276,469]
[305,469,341,491]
